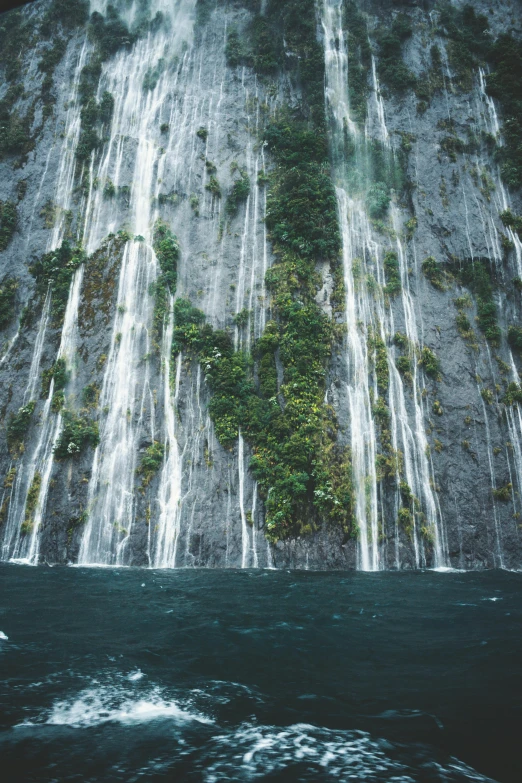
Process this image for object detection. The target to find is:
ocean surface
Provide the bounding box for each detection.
[0,565,521,783]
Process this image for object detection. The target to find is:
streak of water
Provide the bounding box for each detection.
[79,1,197,565]
[323,0,379,570]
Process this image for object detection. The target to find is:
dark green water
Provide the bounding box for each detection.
[0,565,521,782]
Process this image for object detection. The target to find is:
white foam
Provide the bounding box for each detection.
[0,631,8,641]
[128,669,145,681]
[431,567,466,573]
[69,563,131,569]
[19,685,212,728]
[204,723,496,782]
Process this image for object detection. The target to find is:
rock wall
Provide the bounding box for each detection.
[0,0,521,570]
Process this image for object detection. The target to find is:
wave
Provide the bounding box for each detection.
[13,680,497,782]
[17,683,212,728]
[203,723,497,782]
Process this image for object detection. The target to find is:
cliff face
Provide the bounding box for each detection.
[0,0,521,571]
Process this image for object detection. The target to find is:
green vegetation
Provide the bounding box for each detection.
[21,472,42,535]
[383,251,401,297]
[454,295,475,343]
[452,259,500,346]
[0,9,39,158]
[40,200,59,229]
[503,382,522,406]
[339,134,406,229]
[195,0,214,28]
[233,308,251,328]
[171,0,355,540]
[0,277,18,329]
[500,210,522,238]
[7,401,35,450]
[30,240,85,324]
[137,441,165,487]
[88,8,134,60]
[373,398,399,482]
[393,332,413,384]
[76,3,164,164]
[151,219,179,338]
[40,0,89,36]
[419,346,441,381]
[226,170,251,218]
[264,117,339,259]
[368,326,389,394]
[173,298,252,447]
[54,411,99,459]
[205,175,222,198]
[439,134,471,161]
[366,182,390,220]
[436,4,522,188]
[492,483,512,502]
[181,0,359,541]
[249,13,279,74]
[173,295,353,539]
[393,332,409,351]
[82,383,100,409]
[396,354,412,378]
[507,326,522,353]
[0,82,34,161]
[421,256,452,291]
[103,179,116,199]
[196,127,208,141]
[252,1,327,128]
[432,400,443,416]
[342,1,371,124]
[455,310,475,343]
[41,358,68,412]
[0,201,17,251]
[0,9,32,84]
[415,44,444,113]
[437,3,490,91]
[38,35,68,116]
[375,14,416,94]
[76,89,114,162]
[486,36,522,189]
[142,59,165,92]
[225,28,247,67]
[397,506,414,536]
[397,481,427,541]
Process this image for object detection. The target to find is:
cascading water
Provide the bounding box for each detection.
[388,213,447,567]
[1,38,89,564]
[78,2,194,564]
[151,303,181,568]
[323,0,447,569]
[323,0,380,571]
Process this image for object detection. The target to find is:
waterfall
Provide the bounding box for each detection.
[1,37,89,564]
[2,0,521,571]
[152,313,182,568]
[323,1,380,570]
[78,1,196,565]
[389,212,447,567]
[323,0,447,569]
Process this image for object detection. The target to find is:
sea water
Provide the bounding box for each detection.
[0,565,521,782]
